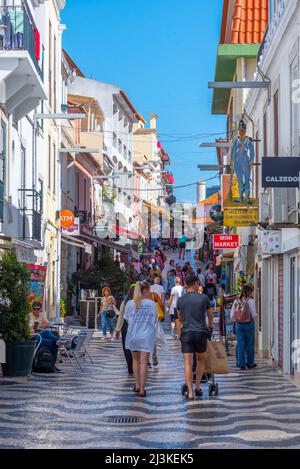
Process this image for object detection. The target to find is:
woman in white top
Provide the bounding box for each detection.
[231,284,257,370]
[124,280,157,397]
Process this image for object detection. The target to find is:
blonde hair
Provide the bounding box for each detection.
[133,281,150,310]
[102,287,111,297]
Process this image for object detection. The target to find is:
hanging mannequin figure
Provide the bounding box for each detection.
[231,120,254,204]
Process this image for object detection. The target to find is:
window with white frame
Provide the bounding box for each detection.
[290,54,299,156]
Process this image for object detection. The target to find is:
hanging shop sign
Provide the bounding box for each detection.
[60,210,75,229]
[260,230,282,254]
[262,157,300,187]
[213,234,239,250]
[224,208,258,227]
[62,217,80,237]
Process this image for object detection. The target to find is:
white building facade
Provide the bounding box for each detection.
[245,0,300,378]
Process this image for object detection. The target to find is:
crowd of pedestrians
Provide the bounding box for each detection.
[29,243,257,396]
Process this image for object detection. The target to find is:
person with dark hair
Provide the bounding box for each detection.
[115,285,135,375]
[124,281,157,397]
[177,274,213,400]
[231,284,257,370]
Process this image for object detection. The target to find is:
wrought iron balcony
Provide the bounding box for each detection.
[0,5,43,77]
[0,5,46,120]
[18,188,42,242]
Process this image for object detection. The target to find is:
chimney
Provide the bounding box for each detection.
[149,114,159,130]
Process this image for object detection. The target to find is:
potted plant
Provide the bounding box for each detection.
[0,250,35,377]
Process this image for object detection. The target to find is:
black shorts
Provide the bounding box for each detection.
[181,331,208,354]
[170,308,178,322]
[179,242,186,249]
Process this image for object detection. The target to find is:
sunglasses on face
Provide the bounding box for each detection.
[33,308,40,311]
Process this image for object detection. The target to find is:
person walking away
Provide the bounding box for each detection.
[124,281,157,397]
[231,284,257,370]
[197,268,206,288]
[98,287,116,342]
[150,276,166,305]
[115,285,135,376]
[150,291,165,368]
[168,277,184,338]
[179,234,188,260]
[177,274,213,400]
[167,269,176,297]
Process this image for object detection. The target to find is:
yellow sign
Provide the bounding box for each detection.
[224,208,258,227]
[222,174,239,207]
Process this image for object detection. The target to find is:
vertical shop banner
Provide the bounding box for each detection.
[27,264,47,307]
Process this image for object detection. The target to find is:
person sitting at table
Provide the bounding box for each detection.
[30,302,65,373]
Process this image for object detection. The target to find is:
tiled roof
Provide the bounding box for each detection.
[231,0,268,44]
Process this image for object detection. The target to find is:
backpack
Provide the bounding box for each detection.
[33,347,55,373]
[233,298,251,323]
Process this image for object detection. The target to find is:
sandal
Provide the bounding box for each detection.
[185,394,194,401]
[133,385,140,393]
[138,390,147,398]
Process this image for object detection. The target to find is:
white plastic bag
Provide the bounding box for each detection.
[156,321,168,351]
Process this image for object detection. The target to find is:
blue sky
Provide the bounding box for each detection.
[62,0,225,203]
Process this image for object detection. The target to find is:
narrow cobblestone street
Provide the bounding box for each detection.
[1,328,300,449]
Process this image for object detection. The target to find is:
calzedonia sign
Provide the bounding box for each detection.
[262,157,300,187]
[213,234,239,249]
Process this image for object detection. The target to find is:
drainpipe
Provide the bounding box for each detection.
[55,24,66,320]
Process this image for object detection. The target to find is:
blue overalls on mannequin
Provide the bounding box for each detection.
[231,125,254,203]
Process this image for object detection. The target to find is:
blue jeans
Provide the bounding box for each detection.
[101,311,115,337]
[35,330,59,361]
[236,322,255,367]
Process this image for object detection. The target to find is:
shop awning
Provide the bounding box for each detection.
[79,230,131,254]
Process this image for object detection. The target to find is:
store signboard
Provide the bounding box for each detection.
[262,157,300,187]
[224,208,258,227]
[213,234,239,249]
[260,230,282,254]
[62,217,80,237]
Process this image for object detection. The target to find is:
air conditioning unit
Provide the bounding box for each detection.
[271,188,289,224]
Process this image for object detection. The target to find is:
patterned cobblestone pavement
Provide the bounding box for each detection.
[1,329,300,449]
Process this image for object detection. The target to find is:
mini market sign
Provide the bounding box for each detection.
[213,234,239,249]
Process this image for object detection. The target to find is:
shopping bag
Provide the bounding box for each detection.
[156,321,168,351]
[205,341,229,375]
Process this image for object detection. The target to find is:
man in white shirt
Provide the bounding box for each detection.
[150,277,165,305]
[168,277,184,338]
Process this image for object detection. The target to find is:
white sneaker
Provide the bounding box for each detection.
[100,337,106,342]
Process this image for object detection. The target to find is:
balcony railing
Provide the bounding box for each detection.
[0,5,43,78]
[18,188,42,242]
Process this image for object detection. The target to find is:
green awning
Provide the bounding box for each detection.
[212,44,260,115]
